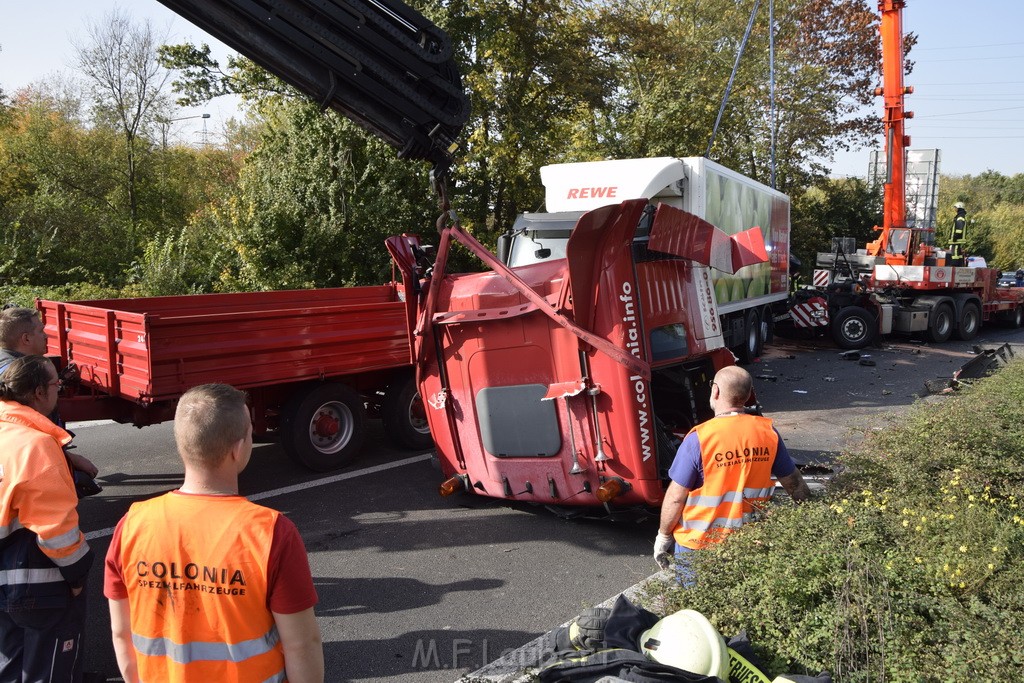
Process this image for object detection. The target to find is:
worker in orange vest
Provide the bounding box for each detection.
[104,384,324,682]
[0,307,101,496]
[653,366,810,578]
[0,355,94,682]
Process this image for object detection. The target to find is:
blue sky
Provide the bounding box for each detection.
[2,1,1023,178]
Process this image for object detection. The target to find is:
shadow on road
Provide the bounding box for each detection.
[314,576,505,615]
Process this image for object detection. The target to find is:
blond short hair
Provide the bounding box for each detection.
[0,308,40,350]
[173,384,250,467]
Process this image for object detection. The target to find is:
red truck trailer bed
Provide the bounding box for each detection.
[37,285,428,470]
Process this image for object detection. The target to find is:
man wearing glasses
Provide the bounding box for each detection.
[654,365,810,579]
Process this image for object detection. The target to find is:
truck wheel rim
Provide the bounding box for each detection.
[308,402,354,454]
[407,392,430,435]
[843,318,866,342]
[964,309,978,333]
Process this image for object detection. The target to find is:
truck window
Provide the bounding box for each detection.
[507,232,569,266]
[475,384,562,457]
[650,323,689,362]
[505,211,583,267]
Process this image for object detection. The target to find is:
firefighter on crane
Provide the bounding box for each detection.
[949,202,968,261]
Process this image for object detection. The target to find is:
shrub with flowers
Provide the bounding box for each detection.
[645,358,1024,682]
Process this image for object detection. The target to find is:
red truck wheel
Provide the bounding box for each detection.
[382,375,433,451]
[280,383,367,471]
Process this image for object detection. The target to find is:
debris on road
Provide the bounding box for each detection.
[954,343,1016,383]
[859,359,877,367]
[839,351,861,360]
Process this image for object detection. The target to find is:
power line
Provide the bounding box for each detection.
[916,54,1024,63]
[910,81,1024,86]
[915,105,1024,118]
[913,40,1024,52]
[909,137,1024,141]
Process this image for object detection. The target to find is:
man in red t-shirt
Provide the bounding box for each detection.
[104,384,323,683]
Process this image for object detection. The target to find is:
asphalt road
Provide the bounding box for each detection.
[71,323,1024,682]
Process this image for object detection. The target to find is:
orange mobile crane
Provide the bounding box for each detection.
[797,0,1024,348]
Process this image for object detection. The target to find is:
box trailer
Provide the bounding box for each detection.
[498,157,791,362]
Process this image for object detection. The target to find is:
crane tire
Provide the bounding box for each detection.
[831,306,875,349]
[926,304,954,343]
[954,301,981,341]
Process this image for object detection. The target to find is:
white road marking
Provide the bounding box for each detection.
[66,420,116,430]
[83,452,433,541]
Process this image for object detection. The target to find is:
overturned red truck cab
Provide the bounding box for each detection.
[391,199,769,510]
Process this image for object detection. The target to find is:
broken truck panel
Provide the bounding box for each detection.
[417,202,764,509]
[155,0,470,169]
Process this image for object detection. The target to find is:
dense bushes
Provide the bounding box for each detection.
[648,361,1024,681]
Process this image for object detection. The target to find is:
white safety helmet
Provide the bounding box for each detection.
[638,609,729,680]
[954,202,965,210]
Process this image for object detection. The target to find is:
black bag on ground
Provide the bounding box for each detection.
[538,647,720,683]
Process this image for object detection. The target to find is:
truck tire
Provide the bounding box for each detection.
[954,301,981,341]
[926,304,954,343]
[760,305,774,346]
[280,383,367,471]
[1012,306,1024,329]
[831,306,875,349]
[382,374,433,450]
[737,309,762,364]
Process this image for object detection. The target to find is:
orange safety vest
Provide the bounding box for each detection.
[673,414,778,550]
[0,400,91,610]
[118,493,285,682]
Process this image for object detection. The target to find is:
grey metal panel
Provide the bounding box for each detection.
[155,0,469,169]
[475,384,561,458]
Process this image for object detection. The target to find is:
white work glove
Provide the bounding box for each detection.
[653,532,675,570]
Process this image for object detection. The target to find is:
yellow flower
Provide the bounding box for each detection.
[914,557,923,564]
[968,494,976,502]
[902,519,909,527]
[959,582,966,589]
[988,563,995,570]
[959,545,968,553]
[915,525,923,532]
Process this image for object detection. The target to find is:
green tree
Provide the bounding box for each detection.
[75,9,172,237]
[431,0,611,239]
[0,88,131,284]
[790,177,882,274]
[175,99,436,291]
[574,0,881,193]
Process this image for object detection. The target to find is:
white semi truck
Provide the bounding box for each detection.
[497,156,792,362]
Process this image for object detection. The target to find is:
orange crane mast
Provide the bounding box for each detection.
[866,0,930,266]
